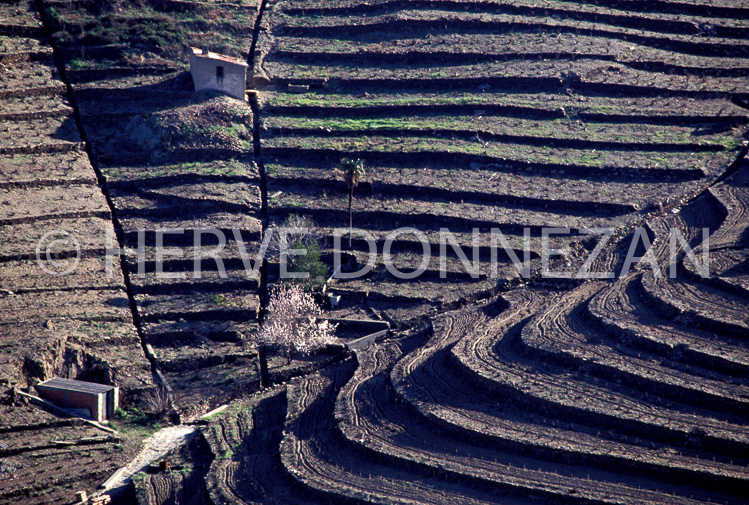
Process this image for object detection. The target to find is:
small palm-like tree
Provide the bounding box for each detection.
[340,158,366,247]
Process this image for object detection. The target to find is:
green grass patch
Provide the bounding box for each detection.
[110,407,163,438]
[264,133,736,171]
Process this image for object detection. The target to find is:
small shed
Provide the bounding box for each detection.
[36,377,119,422]
[189,47,248,101]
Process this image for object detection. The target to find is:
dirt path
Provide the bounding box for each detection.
[99,425,198,492]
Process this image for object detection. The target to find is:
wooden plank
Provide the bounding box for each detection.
[200,405,229,419]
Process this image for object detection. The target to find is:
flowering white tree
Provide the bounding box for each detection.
[258,283,337,363]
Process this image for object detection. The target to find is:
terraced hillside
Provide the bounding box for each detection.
[256,0,748,320]
[189,0,749,504]
[0,0,152,399]
[2,0,749,503]
[197,160,749,505]
[37,0,266,416]
[0,1,153,503]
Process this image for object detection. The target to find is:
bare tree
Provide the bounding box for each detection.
[258,284,337,363]
[265,214,322,260]
[264,214,327,286]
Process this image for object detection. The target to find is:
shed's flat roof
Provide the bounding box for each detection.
[190,47,248,67]
[37,377,115,394]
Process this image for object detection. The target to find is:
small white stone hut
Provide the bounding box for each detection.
[189,47,248,101]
